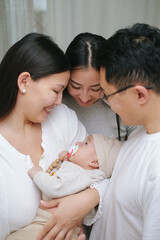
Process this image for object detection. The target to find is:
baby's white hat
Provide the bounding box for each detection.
[92,134,123,178]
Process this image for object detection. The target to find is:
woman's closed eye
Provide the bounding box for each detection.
[70,83,81,90]
[90,88,101,92]
[53,88,64,94]
[53,90,59,94]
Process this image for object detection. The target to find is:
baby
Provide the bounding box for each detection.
[7,134,122,240]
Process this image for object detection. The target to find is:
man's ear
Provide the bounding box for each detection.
[17,72,31,93]
[134,86,150,104]
[89,159,99,168]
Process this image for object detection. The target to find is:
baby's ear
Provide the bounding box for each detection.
[89,159,99,168]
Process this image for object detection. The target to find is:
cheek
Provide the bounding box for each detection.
[67,85,78,97]
[90,91,100,100]
[110,99,130,122]
[39,91,57,107]
[107,98,118,111]
[108,98,125,117]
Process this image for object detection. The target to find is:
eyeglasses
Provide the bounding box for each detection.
[100,85,152,100]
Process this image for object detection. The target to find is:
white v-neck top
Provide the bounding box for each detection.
[0,104,87,239]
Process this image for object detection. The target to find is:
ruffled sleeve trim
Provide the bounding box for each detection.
[83,179,110,226]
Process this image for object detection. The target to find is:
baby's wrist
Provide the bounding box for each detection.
[28,166,42,179]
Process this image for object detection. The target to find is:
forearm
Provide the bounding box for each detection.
[75,188,99,216]
[37,188,99,240]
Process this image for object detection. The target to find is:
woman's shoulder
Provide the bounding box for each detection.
[48,104,76,121]
[43,104,86,149]
[43,104,85,135]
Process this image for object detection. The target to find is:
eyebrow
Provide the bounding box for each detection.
[70,79,100,88]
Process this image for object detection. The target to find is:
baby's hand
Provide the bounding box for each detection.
[28,166,42,179]
[59,151,68,161]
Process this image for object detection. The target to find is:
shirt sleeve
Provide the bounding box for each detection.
[0,164,10,239]
[33,170,68,199]
[33,163,106,199]
[142,168,160,239]
[83,178,110,226]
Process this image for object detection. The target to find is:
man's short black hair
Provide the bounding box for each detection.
[97,23,160,93]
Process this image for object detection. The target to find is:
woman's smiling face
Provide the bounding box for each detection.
[22,71,70,123]
[67,67,101,107]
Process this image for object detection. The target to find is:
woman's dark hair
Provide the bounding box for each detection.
[65,32,106,71]
[0,33,70,118]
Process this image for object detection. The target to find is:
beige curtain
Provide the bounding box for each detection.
[0,0,34,60]
[0,0,160,60]
[46,0,160,51]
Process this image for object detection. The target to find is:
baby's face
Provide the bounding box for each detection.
[69,135,98,169]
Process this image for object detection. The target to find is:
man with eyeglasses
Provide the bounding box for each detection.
[89,23,160,240]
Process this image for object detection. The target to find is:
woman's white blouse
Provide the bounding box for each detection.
[0,104,87,239]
